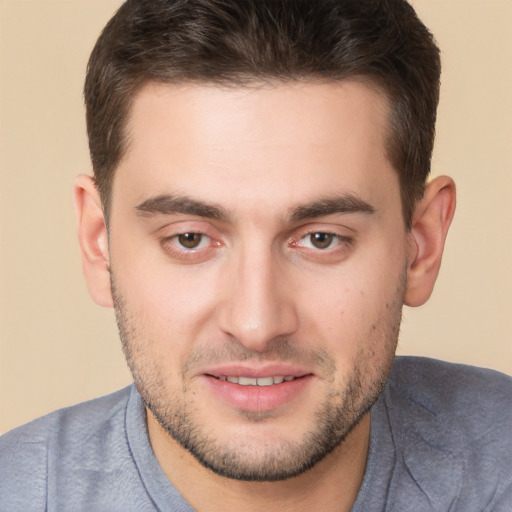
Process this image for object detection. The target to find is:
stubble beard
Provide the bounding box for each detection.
[111,270,404,482]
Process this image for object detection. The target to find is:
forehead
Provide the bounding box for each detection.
[125,79,390,149]
[114,80,398,218]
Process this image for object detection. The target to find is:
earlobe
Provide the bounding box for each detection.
[73,174,113,308]
[404,176,456,307]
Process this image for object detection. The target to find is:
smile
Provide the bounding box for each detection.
[217,375,296,386]
[203,372,313,411]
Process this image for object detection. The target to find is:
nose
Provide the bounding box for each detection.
[217,246,299,352]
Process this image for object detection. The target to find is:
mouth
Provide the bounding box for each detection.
[211,375,298,386]
[201,370,313,412]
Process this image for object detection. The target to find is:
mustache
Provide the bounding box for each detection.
[182,337,336,376]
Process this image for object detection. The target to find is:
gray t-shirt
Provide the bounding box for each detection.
[1,357,511,511]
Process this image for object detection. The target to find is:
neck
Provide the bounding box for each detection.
[147,411,370,512]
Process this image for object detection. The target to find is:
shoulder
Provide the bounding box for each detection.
[1,385,132,449]
[389,356,512,424]
[385,356,512,509]
[0,386,134,510]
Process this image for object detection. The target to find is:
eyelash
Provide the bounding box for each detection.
[159,230,353,263]
[160,232,218,262]
[295,232,351,250]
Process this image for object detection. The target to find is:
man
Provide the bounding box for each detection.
[1,0,511,510]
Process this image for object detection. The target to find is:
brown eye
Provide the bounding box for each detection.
[177,233,204,249]
[309,232,334,249]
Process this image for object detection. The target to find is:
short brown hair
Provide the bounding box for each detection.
[85,0,440,227]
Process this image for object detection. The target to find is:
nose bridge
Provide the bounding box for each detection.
[218,240,298,351]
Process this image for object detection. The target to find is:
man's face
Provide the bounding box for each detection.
[108,81,408,480]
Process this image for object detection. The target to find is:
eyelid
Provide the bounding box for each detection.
[171,232,212,250]
[292,231,350,247]
[289,222,354,243]
[287,226,355,262]
[297,232,346,249]
[154,217,226,240]
[158,222,223,262]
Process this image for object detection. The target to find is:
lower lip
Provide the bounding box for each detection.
[201,375,313,412]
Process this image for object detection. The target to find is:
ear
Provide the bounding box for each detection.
[73,174,113,308]
[404,176,456,307]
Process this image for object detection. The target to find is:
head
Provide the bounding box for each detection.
[85,0,441,229]
[75,0,455,484]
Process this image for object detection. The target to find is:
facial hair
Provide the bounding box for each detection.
[111,268,405,482]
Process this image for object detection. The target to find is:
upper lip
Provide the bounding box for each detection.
[200,364,312,379]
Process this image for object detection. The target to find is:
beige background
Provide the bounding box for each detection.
[1,0,511,434]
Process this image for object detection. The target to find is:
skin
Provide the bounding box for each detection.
[74,80,455,511]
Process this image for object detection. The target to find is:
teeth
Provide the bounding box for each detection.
[220,375,295,386]
[239,376,257,386]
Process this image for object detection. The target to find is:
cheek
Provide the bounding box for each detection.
[118,262,221,347]
[300,283,376,346]
[299,250,406,351]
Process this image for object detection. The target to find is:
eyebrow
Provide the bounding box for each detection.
[135,194,230,222]
[135,192,375,224]
[288,194,376,223]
